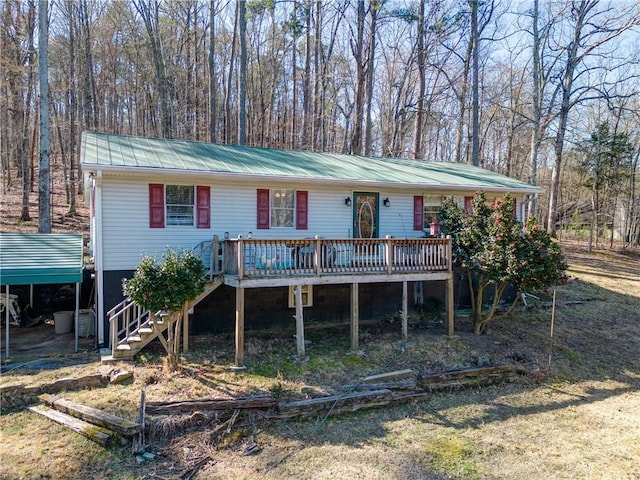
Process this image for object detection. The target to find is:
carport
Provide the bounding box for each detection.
[0,233,84,360]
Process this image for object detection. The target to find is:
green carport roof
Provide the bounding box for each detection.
[0,233,84,286]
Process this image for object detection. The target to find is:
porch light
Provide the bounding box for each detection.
[224,231,229,240]
[345,196,352,206]
[247,231,253,239]
[383,197,390,207]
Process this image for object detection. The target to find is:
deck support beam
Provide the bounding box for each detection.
[402,281,408,340]
[350,283,359,351]
[294,286,305,357]
[235,287,245,367]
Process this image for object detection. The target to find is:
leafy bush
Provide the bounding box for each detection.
[440,191,567,334]
[122,248,207,371]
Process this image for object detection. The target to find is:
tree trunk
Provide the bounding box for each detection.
[350,0,365,155]
[528,0,541,218]
[225,2,238,144]
[66,0,76,214]
[208,0,216,142]
[363,1,377,156]
[301,0,311,150]
[135,0,172,139]
[412,0,426,160]
[238,0,246,145]
[38,0,51,233]
[473,281,485,335]
[470,0,480,167]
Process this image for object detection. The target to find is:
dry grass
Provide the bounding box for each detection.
[1,234,639,479]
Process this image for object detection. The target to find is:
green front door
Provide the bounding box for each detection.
[353,192,379,238]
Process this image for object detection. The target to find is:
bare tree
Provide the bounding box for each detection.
[134,0,172,138]
[238,0,246,145]
[2,1,37,221]
[209,0,217,142]
[38,0,51,233]
[545,0,640,236]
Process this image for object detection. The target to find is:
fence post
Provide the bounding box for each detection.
[237,236,244,280]
[386,236,393,274]
[315,236,321,276]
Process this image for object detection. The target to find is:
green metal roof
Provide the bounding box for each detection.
[0,233,84,286]
[81,131,540,193]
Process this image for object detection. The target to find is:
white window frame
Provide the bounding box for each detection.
[166,184,195,226]
[270,188,295,228]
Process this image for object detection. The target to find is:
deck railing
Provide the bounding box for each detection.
[107,298,149,353]
[221,237,451,279]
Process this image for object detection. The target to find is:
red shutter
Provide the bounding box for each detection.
[296,190,308,230]
[413,196,423,231]
[257,189,270,229]
[464,196,473,213]
[149,184,165,228]
[196,186,210,228]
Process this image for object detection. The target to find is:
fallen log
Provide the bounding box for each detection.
[419,365,521,389]
[277,389,393,419]
[29,405,113,446]
[146,395,277,415]
[334,379,417,392]
[40,393,140,436]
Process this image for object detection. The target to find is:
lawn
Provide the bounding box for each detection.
[1,239,638,480]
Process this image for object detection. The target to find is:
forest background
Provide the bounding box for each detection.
[1,0,639,248]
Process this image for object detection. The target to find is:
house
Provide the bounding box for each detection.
[80,131,541,365]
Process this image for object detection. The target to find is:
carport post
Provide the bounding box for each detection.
[5,288,10,359]
[75,282,80,353]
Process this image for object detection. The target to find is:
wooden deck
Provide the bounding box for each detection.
[109,237,454,364]
[215,237,455,366]
[219,236,452,286]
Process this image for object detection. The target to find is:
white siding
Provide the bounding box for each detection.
[98,173,527,270]
[379,194,424,239]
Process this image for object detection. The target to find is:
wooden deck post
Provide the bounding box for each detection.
[350,282,359,351]
[446,275,455,335]
[235,287,245,366]
[294,285,305,357]
[402,281,408,340]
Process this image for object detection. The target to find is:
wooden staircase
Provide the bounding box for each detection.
[101,276,223,361]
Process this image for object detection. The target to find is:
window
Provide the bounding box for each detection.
[257,189,308,230]
[271,189,294,227]
[166,185,194,225]
[149,184,210,228]
[415,195,443,235]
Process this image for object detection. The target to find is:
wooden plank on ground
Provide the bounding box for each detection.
[362,369,415,384]
[39,393,139,436]
[419,365,518,388]
[334,379,416,391]
[277,389,393,418]
[29,405,113,446]
[145,396,277,415]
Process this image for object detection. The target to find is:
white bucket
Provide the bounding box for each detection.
[54,311,74,334]
[78,309,95,337]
